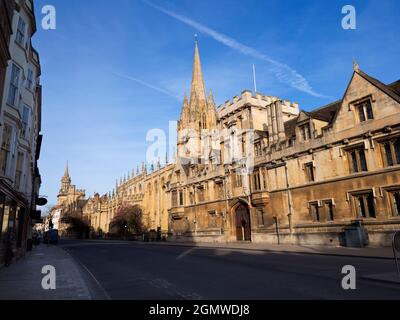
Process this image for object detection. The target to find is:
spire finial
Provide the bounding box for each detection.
[353,58,359,72]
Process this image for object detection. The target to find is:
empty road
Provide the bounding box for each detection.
[60,240,400,300]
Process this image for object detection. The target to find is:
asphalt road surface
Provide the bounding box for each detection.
[60,240,400,300]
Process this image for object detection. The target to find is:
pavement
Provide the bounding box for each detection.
[0,243,93,300]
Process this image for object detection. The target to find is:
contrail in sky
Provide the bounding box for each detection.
[144,1,327,98]
[112,71,181,101]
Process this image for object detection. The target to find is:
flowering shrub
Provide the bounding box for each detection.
[109,205,144,236]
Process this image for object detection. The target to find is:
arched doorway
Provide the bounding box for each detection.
[235,204,251,241]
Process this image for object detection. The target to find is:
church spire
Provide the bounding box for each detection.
[190,36,207,104]
[208,90,215,107]
[60,161,71,193]
[63,161,70,179]
[179,92,189,126]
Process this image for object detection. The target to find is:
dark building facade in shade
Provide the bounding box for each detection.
[0,0,14,104]
[0,0,43,262]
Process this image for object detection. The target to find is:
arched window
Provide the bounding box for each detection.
[202,113,207,129]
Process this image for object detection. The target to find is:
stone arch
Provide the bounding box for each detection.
[229,198,252,241]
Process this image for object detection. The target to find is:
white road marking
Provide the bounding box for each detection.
[176,247,196,260]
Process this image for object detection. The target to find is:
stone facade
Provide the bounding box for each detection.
[0,0,13,105]
[0,0,43,258]
[53,163,87,236]
[61,41,400,247]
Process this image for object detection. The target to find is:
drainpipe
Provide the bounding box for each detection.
[157,178,161,231]
[223,174,230,237]
[285,164,293,235]
[193,185,197,237]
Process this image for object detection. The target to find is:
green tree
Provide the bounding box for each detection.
[60,215,90,239]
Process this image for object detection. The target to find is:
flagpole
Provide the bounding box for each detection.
[253,64,257,93]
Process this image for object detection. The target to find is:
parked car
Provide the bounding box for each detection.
[44,229,59,244]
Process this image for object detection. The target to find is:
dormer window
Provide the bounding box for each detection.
[299,123,312,141]
[355,99,374,122]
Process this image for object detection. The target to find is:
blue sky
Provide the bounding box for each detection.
[33,0,400,207]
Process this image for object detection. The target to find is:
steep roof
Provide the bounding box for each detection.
[283,68,399,139]
[284,118,298,138]
[388,80,400,96]
[309,100,341,123]
[284,101,341,138]
[356,69,400,104]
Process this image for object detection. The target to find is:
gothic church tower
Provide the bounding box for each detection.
[177,38,217,163]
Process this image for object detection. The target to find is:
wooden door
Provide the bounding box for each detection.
[235,204,251,241]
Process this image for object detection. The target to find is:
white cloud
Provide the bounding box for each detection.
[111,71,181,101]
[144,1,327,98]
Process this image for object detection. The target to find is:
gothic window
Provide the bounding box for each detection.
[179,190,184,206]
[257,209,265,226]
[304,162,315,182]
[262,170,267,189]
[323,200,335,221]
[353,192,376,218]
[202,114,207,130]
[347,147,368,173]
[254,141,262,157]
[299,123,312,141]
[235,173,243,188]
[381,138,400,167]
[171,190,178,207]
[355,99,374,122]
[309,202,320,222]
[197,186,205,203]
[389,190,400,217]
[253,170,261,191]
